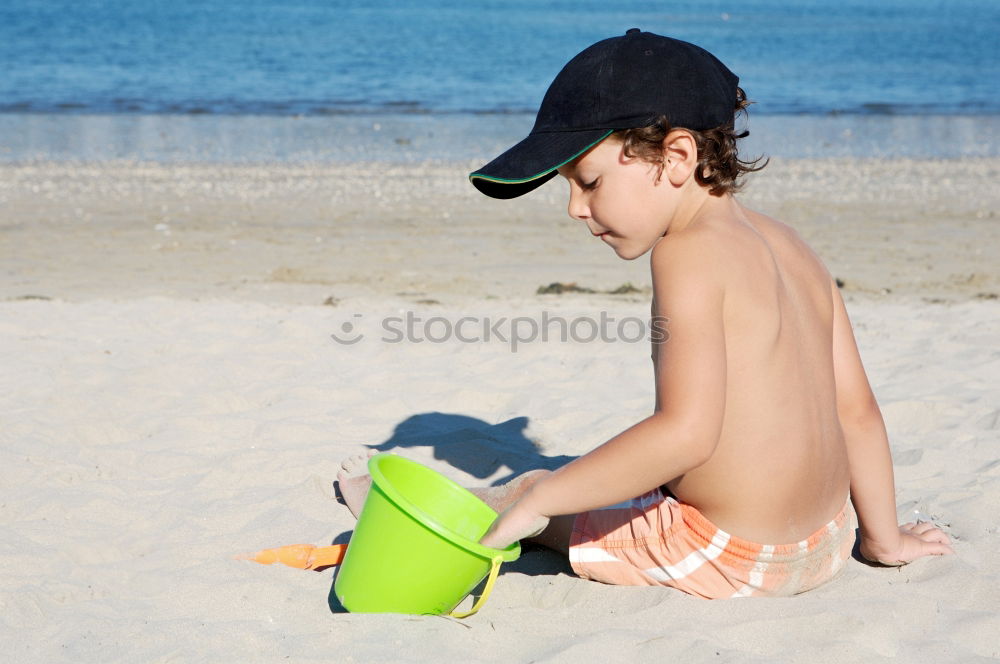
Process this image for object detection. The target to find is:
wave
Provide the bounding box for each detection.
[1,99,997,117]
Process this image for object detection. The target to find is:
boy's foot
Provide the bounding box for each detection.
[336,450,377,519]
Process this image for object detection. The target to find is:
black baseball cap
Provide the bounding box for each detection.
[469,29,739,199]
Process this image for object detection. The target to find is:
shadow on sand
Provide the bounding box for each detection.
[367,411,575,485]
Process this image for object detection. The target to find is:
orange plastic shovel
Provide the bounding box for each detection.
[237,543,347,570]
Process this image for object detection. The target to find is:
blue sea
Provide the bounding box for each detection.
[1,0,998,161]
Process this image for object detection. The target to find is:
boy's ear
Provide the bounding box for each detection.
[660,130,698,186]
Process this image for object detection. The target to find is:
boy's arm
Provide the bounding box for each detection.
[830,281,953,564]
[481,239,726,548]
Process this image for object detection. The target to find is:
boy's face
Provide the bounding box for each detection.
[556,137,678,260]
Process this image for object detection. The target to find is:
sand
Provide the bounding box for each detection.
[2,157,998,304]
[1,155,999,662]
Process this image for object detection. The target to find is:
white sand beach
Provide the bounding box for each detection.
[2,156,999,662]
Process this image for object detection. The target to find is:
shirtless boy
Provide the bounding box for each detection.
[338,30,953,598]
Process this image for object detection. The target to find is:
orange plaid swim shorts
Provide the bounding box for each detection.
[569,488,855,599]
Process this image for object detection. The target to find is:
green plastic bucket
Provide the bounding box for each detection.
[334,454,520,616]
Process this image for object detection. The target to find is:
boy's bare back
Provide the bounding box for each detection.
[656,202,851,543]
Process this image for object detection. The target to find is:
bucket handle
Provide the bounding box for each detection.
[450,555,503,619]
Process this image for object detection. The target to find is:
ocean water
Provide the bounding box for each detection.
[2,0,998,115]
[1,0,997,161]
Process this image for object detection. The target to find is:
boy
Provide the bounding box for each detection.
[338,30,953,598]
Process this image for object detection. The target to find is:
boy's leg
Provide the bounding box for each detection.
[337,453,573,554]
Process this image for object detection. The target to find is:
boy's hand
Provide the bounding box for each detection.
[479,501,549,550]
[859,521,955,566]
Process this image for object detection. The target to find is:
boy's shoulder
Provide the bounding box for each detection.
[648,224,727,312]
[652,206,813,265]
[649,205,830,302]
[647,204,748,282]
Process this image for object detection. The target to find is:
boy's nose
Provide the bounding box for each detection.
[566,188,590,221]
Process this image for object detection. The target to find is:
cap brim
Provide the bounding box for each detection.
[469,129,614,199]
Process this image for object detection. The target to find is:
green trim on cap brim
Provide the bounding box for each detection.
[468,129,614,185]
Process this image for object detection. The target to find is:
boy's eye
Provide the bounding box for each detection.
[581,177,599,190]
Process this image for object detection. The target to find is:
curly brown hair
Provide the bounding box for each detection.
[616,87,768,196]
